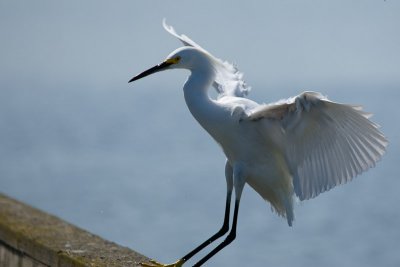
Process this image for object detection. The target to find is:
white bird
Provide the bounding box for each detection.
[129,20,388,267]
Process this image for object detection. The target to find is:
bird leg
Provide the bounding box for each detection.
[139,190,232,267]
[192,198,240,267]
[181,190,232,262]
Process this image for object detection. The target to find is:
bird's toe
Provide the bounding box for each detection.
[139,259,184,267]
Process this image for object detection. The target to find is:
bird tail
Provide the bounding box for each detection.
[268,195,294,226]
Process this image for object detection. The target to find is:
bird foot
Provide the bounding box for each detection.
[139,259,184,267]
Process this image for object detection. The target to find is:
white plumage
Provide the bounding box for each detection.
[246,91,387,201]
[163,19,250,97]
[161,21,387,223]
[130,21,388,267]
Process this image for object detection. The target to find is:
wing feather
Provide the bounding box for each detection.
[248,91,388,200]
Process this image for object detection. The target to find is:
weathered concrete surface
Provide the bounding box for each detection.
[1,241,48,267]
[0,193,149,267]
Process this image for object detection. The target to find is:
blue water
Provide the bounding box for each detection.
[1,84,399,267]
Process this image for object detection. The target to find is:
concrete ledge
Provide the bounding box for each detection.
[0,193,149,266]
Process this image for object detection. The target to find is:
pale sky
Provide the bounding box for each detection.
[1,0,399,92]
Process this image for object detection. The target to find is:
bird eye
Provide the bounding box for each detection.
[176,56,181,61]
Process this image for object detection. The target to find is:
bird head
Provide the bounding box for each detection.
[128,47,212,83]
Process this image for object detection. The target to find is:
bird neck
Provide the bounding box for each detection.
[183,69,218,129]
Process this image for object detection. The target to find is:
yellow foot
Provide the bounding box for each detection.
[139,259,184,267]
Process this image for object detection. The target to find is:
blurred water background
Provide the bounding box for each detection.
[1,1,399,266]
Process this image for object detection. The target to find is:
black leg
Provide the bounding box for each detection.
[192,198,240,267]
[179,191,232,263]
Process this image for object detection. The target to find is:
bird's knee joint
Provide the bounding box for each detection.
[220,224,229,234]
[226,231,236,242]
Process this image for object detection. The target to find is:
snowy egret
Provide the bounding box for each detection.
[129,20,388,267]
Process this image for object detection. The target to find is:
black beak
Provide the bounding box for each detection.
[128,61,172,83]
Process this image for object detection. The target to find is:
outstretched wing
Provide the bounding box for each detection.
[163,19,250,97]
[248,91,388,201]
